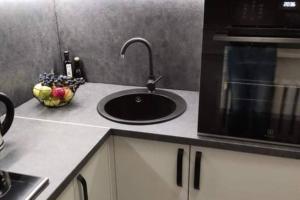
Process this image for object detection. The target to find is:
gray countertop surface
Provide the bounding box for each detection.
[16,83,199,138]
[3,82,300,199]
[15,83,300,159]
[0,117,109,200]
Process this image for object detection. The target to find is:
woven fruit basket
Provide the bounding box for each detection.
[33,73,85,107]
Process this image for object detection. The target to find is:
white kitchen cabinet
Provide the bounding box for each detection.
[56,137,115,200]
[189,146,300,200]
[56,180,76,200]
[56,134,300,200]
[114,136,189,200]
[74,137,116,200]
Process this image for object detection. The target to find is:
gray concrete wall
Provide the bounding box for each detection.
[55,0,204,91]
[0,0,61,108]
[0,0,203,113]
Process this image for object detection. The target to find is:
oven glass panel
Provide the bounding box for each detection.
[199,37,300,144]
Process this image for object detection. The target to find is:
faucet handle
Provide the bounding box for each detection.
[147,75,163,92]
[153,75,163,84]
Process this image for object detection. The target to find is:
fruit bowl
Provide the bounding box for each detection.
[33,73,85,107]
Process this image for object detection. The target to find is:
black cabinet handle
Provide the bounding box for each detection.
[77,174,89,200]
[177,148,184,187]
[194,151,202,190]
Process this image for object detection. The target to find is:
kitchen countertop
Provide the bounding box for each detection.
[2,82,300,199]
[16,83,199,138]
[15,82,300,159]
[0,117,110,200]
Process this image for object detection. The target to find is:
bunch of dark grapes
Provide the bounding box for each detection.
[39,73,85,92]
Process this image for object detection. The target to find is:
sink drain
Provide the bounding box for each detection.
[135,96,142,103]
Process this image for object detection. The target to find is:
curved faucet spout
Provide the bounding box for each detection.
[120,37,154,80]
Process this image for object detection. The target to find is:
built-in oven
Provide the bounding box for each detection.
[198,0,300,146]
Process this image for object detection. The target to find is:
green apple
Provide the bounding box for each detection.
[38,85,52,100]
[33,83,43,99]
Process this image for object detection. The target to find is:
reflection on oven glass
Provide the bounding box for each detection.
[220,46,300,142]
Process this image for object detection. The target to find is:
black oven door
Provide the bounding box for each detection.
[199,0,300,145]
[198,29,300,145]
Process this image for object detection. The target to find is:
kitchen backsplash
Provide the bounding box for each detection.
[0,0,61,108]
[55,0,204,91]
[0,0,203,109]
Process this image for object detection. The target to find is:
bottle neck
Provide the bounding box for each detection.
[74,57,80,67]
[64,55,69,61]
[64,51,70,61]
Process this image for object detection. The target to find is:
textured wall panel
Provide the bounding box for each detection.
[0,0,61,108]
[55,0,204,91]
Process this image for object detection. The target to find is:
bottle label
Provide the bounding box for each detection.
[66,64,73,77]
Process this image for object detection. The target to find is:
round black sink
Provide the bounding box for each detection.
[97,89,186,125]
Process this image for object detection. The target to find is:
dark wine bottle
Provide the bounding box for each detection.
[64,51,73,77]
[74,57,84,78]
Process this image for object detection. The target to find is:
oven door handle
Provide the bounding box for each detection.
[213,34,300,44]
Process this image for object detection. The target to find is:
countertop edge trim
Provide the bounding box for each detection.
[111,129,300,160]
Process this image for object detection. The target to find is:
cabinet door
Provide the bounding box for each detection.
[114,136,189,200]
[75,137,116,200]
[189,146,300,200]
[56,180,75,200]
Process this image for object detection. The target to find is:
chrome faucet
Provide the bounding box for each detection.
[120,37,162,92]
